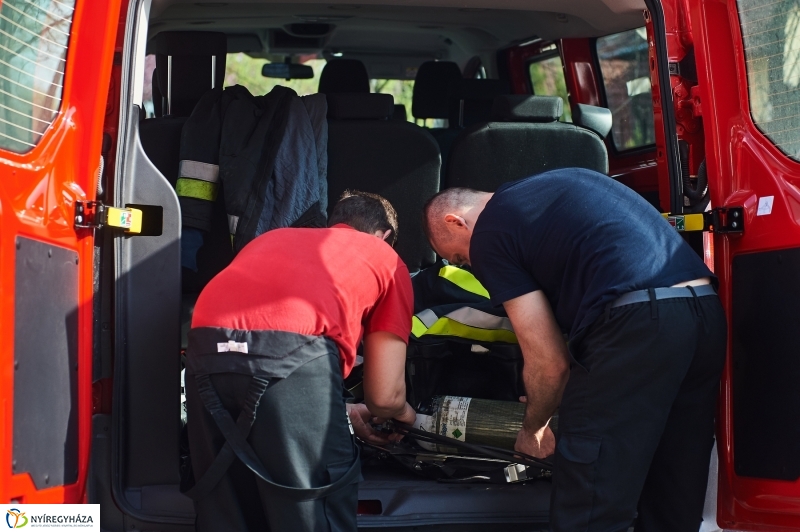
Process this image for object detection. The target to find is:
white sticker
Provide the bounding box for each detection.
[438,396,471,441]
[3,504,100,529]
[413,413,438,451]
[345,411,354,435]
[217,340,248,353]
[757,196,774,216]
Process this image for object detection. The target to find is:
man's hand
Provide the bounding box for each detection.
[347,403,392,445]
[515,425,556,459]
[346,402,417,444]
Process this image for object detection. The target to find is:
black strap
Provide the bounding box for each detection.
[189,373,361,502]
[184,374,270,501]
[648,288,658,320]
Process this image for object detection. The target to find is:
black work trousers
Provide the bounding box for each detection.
[186,352,360,532]
[550,293,727,532]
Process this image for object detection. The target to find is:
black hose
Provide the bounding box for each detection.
[390,421,554,471]
[684,159,709,205]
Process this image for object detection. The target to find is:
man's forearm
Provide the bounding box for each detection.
[522,363,569,432]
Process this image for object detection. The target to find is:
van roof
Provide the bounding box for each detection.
[148,0,646,70]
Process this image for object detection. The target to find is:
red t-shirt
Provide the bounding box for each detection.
[192,224,413,377]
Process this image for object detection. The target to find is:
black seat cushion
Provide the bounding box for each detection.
[327,118,441,271]
[318,59,370,94]
[447,122,608,191]
[412,61,462,119]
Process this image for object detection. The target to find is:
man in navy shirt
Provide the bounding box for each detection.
[422,168,726,532]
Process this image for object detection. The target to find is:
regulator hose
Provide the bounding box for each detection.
[389,420,554,471]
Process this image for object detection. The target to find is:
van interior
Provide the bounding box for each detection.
[90,0,692,529]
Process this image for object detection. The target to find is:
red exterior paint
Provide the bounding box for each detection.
[0,0,122,503]
[681,0,800,529]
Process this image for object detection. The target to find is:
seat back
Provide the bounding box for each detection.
[139,32,233,294]
[152,31,227,117]
[326,94,441,271]
[446,95,609,191]
[447,79,511,128]
[318,59,370,94]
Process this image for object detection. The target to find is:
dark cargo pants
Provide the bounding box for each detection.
[550,292,727,532]
[186,348,360,532]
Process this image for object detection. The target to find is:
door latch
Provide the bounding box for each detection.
[662,207,744,234]
[75,201,143,234]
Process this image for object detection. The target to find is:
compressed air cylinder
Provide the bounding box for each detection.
[413,396,560,453]
[413,396,525,452]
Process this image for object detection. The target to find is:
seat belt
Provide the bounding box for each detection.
[185,373,361,502]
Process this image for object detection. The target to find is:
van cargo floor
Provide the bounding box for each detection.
[356,460,551,530]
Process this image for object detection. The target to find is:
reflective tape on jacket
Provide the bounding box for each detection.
[179,160,220,183]
[411,306,518,344]
[438,265,490,299]
[176,178,219,202]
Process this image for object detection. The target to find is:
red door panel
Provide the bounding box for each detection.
[0,0,121,503]
[684,0,800,528]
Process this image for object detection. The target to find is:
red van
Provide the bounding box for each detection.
[0,0,797,530]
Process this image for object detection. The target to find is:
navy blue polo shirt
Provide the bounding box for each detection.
[469,168,713,337]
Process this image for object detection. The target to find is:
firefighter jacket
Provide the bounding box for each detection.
[177,84,328,256]
[411,260,517,344]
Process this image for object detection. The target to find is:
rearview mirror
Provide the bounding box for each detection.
[261,63,314,80]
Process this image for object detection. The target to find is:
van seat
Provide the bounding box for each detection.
[138,31,233,296]
[446,95,609,191]
[326,93,441,271]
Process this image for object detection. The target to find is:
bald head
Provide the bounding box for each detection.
[422,187,492,265]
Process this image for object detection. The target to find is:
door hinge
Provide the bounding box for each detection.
[662,207,744,234]
[75,201,143,234]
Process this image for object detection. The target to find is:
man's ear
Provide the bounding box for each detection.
[381,229,393,242]
[443,213,467,230]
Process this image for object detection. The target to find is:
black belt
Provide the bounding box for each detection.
[609,284,716,309]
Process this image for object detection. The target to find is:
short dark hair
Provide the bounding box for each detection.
[328,190,398,245]
[422,187,485,244]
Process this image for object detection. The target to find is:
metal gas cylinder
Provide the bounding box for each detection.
[413,396,550,453]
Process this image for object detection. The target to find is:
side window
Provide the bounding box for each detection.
[596,28,655,151]
[527,46,572,122]
[0,0,77,153]
[736,0,800,162]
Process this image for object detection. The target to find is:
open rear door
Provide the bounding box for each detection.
[0,0,121,502]
[685,0,800,529]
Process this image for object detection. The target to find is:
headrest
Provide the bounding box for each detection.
[153,31,227,117]
[412,61,462,119]
[447,79,511,127]
[491,95,563,122]
[573,104,613,138]
[393,104,407,121]
[327,93,394,120]
[318,59,370,94]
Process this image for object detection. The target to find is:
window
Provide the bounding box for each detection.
[528,50,572,122]
[596,28,655,150]
[737,0,800,162]
[0,0,76,153]
[224,54,326,97]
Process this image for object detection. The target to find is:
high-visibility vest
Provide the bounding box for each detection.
[411,261,517,344]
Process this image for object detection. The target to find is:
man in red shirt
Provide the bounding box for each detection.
[184,191,416,532]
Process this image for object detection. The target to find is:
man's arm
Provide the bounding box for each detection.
[503,290,570,458]
[361,331,416,424]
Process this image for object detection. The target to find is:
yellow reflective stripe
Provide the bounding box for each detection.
[438,265,490,299]
[413,316,518,343]
[412,316,429,338]
[176,178,218,201]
